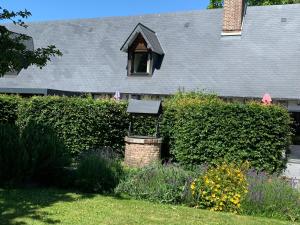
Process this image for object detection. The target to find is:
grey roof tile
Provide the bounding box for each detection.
[0,4,300,99]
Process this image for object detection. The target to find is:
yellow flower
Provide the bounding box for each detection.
[190,182,195,190]
[205,178,210,184]
[230,197,240,205]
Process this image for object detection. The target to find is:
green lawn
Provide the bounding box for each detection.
[0,188,297,225]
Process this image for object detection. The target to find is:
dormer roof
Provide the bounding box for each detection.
[120,23,164,55]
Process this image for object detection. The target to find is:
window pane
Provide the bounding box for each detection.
[133,53,148,73]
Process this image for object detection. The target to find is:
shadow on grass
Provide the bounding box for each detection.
[0,188,95,225]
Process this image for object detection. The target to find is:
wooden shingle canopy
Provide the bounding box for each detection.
[129,33,147,52]
[127,99,162,137]
[127,99,162,116]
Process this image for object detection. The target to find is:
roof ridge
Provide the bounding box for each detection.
[137,23,156,34]
[2,4,300,26]
[2,8,221,25]
[247,3,300,9]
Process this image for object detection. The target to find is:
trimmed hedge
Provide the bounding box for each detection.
[0,95,21,124]
[17,96,129,156]
[0,93,292,173]
[167,94,292,173]
[0,95,158,156]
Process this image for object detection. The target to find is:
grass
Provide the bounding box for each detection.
[0,188,298,225]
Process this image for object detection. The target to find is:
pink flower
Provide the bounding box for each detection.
[262,93,272,105]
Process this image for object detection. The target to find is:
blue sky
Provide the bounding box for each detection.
[1,0,209,22]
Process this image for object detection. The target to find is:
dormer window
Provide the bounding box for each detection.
[127,33,152,75]
[131,51,150,74]
[121,23,164,76]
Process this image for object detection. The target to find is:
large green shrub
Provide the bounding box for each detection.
[169,95,292,173]
[76,150,124,193]
[0,95,21,124]
[161,92,219,158]
[17,96,129,156]
[0,122,70,186]
[0,124,27,185]
[20,122,71,183]
[16,96,157,156]
[116,163,197,204]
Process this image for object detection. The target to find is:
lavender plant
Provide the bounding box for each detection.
[242,170,300,222]
[115,163,200,204]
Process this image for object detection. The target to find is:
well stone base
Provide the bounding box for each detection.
[124,136,162,168]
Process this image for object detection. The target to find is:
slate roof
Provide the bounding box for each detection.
[120,23,164,55]
[0,4,300,99]
[127,99,162,115]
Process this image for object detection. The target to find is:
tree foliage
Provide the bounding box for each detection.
[0,6,62,76]
[208,0,300,9]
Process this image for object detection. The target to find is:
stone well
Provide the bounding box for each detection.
[124,136,162,168]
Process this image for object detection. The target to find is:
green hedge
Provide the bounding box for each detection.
[0,93,292,172]
[17,96,129,156]
[0,95,21,124]
[0,95,158,156]
[167,94,292,173]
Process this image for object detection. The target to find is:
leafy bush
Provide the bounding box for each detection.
[0,124,27,185]
[20,122,71,184]
[17,96,158,157]
[130,115,157,137]
[0,122,70,186]
[0,93,293,173]
[76,149,124,193]
[0,95,21,124]
[242,171,300,222]
[169,94,292,173]
[161,92,219,159]
[190,162,249,213]
[116,163,197,204]
[17,96,129,156]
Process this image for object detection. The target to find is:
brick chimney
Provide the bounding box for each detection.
[222,0,245,35]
